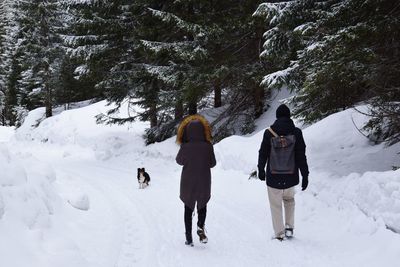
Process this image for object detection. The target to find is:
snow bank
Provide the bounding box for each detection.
[14,101,149,160]
[306,106,400,176]
[0,144,88,267]
[0,126,14,142]
[311,169,400,233]
[0,145,27,186]
[15,107,46,141]
[215,106,400,174]
[215,133,261,173]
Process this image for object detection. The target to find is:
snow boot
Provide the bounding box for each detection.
[185,233,193,247]
[185,240,194,247]
[272,232,285,241]
[272,235,285,242]
[285,227,294,239]
[197,227,208,243]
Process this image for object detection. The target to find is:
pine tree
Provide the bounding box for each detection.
[292,0,375,121]
[90,0,212,142]
[255,0,365,122]
[133,1,210,119]
[134,0,267,142]
[0,1,8,124]
[0,0,21,125]
[15,0,65,118]
[256,0,400,144]
[359,0,400,144]
[67,1,267,143]
[64,0,138,103]
[209,0,266,130]
[54,55,81,109]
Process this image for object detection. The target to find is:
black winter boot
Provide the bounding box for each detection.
[197,226,208,243]
[185,232,193,246]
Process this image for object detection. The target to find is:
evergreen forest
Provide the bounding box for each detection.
[0,0,399,144]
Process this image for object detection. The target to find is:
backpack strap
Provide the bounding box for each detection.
[268,127,279,137]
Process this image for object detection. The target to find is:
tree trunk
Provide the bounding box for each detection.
[150,102,157,127]
[253,85,264,119]
[45,83,52,118]
[149,79,158,127]
[44,60,52,118]
[175,99,184,121]
[214,81,222,108]
[188,101,197,115]
[1,109,5,126]
[253,17,266,119]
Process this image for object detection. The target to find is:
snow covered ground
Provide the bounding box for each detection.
[1,99,400,267]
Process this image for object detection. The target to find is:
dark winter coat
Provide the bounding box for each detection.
[258,118,309,189]
[176,115,216,210]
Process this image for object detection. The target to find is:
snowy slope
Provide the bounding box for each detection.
[253,87,293,134]
[1,99,400,267]
[0,126,14,142]
[14,101,149,161]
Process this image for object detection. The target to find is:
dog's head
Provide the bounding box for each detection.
[137,168,145,175]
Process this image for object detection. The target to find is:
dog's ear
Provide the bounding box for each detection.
[138,168,140,171]
[142,168,145,171]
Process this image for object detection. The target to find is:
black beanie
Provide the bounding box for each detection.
[276,104,291,119]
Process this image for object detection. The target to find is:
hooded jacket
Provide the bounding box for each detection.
[176,115,216,210]
[258,117,309,189]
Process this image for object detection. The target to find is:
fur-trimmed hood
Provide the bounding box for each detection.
[176,115,212,145]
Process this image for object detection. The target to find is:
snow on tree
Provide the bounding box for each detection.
[14,0,66,118]
[135,0,267,143]
[64,0,142,123]
[0,0,23,125]
[256,0,400,144]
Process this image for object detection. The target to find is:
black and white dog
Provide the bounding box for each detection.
[137,168,150,189]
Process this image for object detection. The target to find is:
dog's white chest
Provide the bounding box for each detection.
[139,173,146,183]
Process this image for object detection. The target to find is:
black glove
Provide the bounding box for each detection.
[258,169,266,181]
[302,177,308,191]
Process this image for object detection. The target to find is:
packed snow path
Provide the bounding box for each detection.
[20,145,400,267]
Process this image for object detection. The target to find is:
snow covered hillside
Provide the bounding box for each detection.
[1,100,399,267]
[0,126,14,142]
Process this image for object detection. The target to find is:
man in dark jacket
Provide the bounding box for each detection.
[258,104,309,240]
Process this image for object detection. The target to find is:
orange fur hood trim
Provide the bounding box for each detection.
[176,115,212,144]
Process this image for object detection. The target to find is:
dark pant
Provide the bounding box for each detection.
[184,205,207,240]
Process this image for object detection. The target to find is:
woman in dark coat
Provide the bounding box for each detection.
[176,114,216,246]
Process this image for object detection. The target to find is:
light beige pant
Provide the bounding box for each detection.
[267,186,295,238]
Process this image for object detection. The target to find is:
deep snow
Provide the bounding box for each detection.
[1,100,400,267]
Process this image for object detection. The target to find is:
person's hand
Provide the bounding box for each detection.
[302,177,308,191]
[258,169,266,181]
